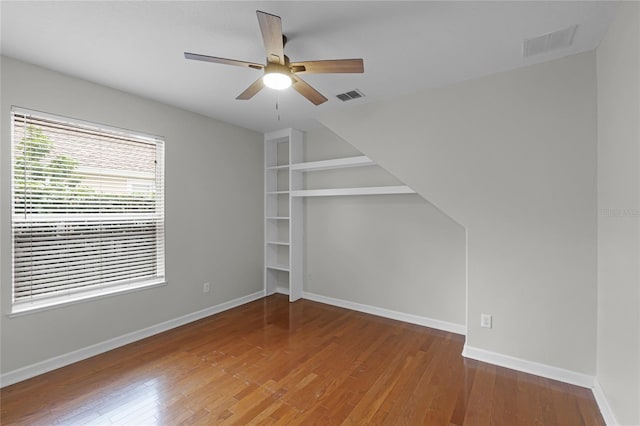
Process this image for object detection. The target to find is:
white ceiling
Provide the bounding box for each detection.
[1,1,615,133]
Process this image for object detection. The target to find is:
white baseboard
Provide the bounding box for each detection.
[0,290,264,388]
[302,291,466,335]
[593,379,619,426]
[461,344,594,388]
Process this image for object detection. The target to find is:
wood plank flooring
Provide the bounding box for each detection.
[1,294,605,425]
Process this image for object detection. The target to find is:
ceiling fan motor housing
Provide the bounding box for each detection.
[264,62,291,76]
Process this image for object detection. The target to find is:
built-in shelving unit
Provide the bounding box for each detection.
[264,128,303,301]
[264,128,415,303]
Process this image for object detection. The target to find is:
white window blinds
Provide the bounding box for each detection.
[11,108,165,310]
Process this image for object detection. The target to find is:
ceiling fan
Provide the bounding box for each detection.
[184,10,364,106]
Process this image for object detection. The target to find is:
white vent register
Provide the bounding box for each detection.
[523,25,578,57]
[336,89,365,102]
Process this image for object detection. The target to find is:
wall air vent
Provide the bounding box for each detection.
[336,89,365,102]
[523,25,578,58]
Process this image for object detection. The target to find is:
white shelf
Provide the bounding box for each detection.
[267,241,290,246]
[267,190,290,195]
[266,216,289,220]
[266,164,290,170]
[289,156,374,172]
[290,186,415,197]
[266,264,290,272]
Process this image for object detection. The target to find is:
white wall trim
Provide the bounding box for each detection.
[593,379,619,426]
[462,344,594,388]
[303,291,466,335]
[276,286,290,295]
[0,290,264,388]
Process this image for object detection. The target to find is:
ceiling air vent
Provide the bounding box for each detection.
[336,89,365,102]
[523,25,578,58]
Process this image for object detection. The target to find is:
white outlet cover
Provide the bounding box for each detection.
[481,314,492,328]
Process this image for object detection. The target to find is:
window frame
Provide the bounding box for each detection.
[9,106,166,316]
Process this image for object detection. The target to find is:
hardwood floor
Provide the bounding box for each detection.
[1,294,604,425]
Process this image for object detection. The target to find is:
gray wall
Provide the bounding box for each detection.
[319,52,598,375]
[596,3,640,424]
[302,128,466,327]
[0,57,264,374]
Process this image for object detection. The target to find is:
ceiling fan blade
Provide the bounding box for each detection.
[184,52,264,70]
[290,59,364,74]
[256,11,285,65]
[291,75,328,106]
[236,77,265,100]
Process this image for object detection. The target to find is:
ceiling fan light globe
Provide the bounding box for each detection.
[263,72,292,90]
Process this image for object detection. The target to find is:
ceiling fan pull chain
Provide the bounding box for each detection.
[276,93,281,121]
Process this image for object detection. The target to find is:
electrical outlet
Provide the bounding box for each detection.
[203,282,210,293]
[480,313,492,329]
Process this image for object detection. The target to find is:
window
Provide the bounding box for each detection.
[10,107,165,313]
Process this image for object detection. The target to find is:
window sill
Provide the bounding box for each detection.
[8,280,167,318]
